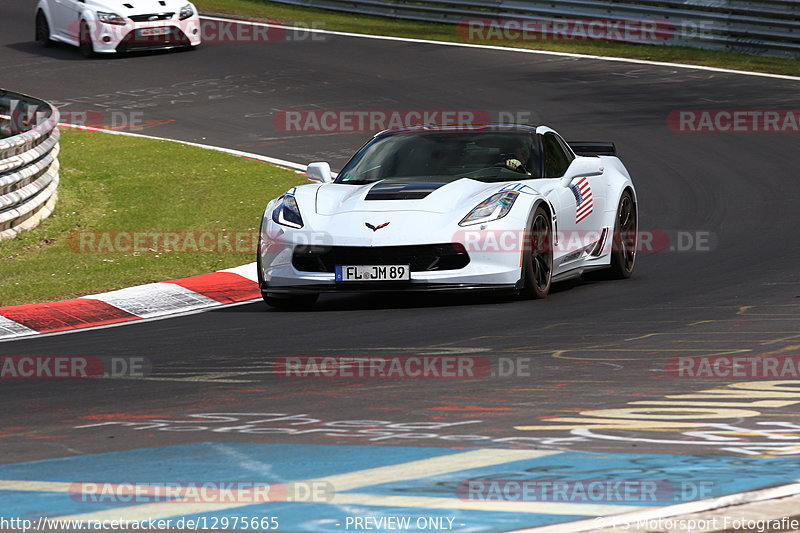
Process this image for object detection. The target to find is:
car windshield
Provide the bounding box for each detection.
[336,131,541,184]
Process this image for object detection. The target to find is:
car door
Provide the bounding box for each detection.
[541,132,606,272]
[49,0,82,41]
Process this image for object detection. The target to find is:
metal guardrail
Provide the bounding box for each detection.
[0,90,60,239]
[270,0,800,57]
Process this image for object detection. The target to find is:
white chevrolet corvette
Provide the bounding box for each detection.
[258,125,638,308]
[35,0,201,56]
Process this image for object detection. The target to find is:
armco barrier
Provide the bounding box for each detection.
[269,0,800,58]
[0,89,60,239]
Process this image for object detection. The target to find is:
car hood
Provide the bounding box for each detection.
[314,178,531,216]
[87,0,190,16]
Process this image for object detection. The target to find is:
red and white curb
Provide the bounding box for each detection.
[0,263,259,340]
[0,121,306,342]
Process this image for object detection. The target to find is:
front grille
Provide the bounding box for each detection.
[293,244,470,273]
[129,12,174,21]
[117,27,190,52]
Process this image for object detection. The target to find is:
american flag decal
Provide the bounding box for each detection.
[570,177,594,223]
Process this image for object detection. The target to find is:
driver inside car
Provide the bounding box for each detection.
[500,139,532,174]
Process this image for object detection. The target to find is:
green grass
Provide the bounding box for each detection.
[195,0,800,77]
[0,129,305,306]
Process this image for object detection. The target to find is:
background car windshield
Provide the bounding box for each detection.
[336,131,540,183]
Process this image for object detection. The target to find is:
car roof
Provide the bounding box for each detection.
[374,124,541,137]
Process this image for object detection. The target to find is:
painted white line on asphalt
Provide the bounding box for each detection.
[510,482,800,532]
[58,123,306,171]
[308,449,560,492]
[201,15,800,82]
[333,492,639,516]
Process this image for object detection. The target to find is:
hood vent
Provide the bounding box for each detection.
[123,3,133,7]
[365,180,446,200]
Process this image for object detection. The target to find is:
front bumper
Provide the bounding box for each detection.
[258,211,529,293]
[89,18,201,54]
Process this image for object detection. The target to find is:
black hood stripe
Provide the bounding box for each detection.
[365,180,447,200]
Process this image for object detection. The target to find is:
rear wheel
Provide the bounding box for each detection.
[36,11,53,47]
[606,190,637,279]
[518,206,553,299]
[79,20,95,57]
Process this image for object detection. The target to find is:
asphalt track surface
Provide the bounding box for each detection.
[2,1,800,530]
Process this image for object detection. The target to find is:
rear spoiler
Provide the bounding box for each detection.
[567,141,617,157]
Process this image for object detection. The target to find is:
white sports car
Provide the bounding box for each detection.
[258,125,638,308]
[35,0,201,56]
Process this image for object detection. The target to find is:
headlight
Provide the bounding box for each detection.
[271,195,303,229]
[459,191,519,227]
[96,11,127,25]
[179,4,195,20]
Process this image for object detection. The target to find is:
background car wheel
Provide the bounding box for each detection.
[36,12,53,47]
[518,206,553,299]
[263,293,319,310]
[79,21,95,57]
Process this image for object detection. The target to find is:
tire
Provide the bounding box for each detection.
[36,11,53,47]
[518,206,553,299]
[79,21,95,58]
[606,190,637,279]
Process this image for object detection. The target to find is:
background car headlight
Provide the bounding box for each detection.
[179,4,195,20]
[272,195,304,229]
[96,11,127,25]
[459,191,519,226]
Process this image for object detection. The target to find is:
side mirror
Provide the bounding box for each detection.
[306,162,333,183]
[559,158,604,188]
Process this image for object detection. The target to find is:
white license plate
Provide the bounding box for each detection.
[335,265,410,282]
[139,27,170,36]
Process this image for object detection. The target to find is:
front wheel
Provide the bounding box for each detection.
[79,21,95,58]
[36,12,53,47]
[518,206,553,299]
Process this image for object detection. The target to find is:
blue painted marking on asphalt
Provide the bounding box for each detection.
[174,502,585,531]
[359,451,800,507]
[0,443,464,482]
[3,444,800,531]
